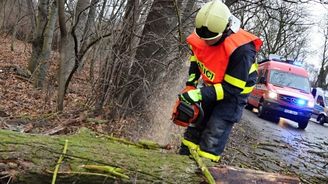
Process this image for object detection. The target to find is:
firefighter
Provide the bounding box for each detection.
[178,0,263,162]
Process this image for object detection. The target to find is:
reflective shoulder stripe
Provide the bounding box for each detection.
[224,74,246,89]
[197,149,221,162]
[214,83,224,100]
[249,63,258,74]
[182,138,198,150]
[189,55,197,62]
[241,85,255,94]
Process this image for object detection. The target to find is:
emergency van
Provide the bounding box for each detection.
[311,87,328,125]
[246,57,314,129]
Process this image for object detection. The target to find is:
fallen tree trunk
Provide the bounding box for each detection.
[0,128,300,184]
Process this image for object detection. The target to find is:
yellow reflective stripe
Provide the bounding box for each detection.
[189,55,197,62]
[197,149,221,162]
[224,74,246,89]
[241,85,255,94]
[182,138,198,150]
[214,83,224,100]
[249,63,258,74]
[187,73,196,82]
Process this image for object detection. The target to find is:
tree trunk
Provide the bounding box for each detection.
[56,0,91,111]
[28,0,49,73]
[33,0,58,88]
[119,0,179,110]
[0,128,300,184]
[77,0,98,71]
[0,128,202,184]
[26,0,36,32]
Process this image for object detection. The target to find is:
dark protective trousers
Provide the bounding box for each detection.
[179,100,235,156]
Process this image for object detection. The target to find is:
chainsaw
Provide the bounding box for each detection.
[172,100,204,127]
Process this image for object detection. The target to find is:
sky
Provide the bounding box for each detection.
[305,2,327,67]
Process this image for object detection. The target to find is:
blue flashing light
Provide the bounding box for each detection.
[296,99,306,106]
[293,61,303,67]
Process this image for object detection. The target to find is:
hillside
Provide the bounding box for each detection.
[0,35,139,137]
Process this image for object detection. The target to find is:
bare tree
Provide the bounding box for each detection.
[242,0,310,61]
[315,16,328,89]
[0,0,35,47]
[28,0,49,73]
[94,0,143,116]
[114,0,181,115]
[32,0,58,88]
[57,0,92,111]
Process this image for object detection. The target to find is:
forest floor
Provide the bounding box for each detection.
[0,35,138,138]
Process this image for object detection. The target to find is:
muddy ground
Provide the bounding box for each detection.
[222,109,328,184]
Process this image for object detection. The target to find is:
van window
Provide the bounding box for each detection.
[269,69,311,93]
[256,70,264,83]
[256,69,268,83]
[317,96,325,107]
[311,88,317,97]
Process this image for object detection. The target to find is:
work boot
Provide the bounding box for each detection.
[179,144,190,155]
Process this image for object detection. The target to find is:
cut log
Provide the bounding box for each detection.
[0,128,300,184]
[210,166,300,184]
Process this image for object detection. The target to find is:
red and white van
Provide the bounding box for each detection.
[246,58,314,129]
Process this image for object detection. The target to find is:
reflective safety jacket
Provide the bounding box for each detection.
[187,29,261,84]
[185,29,262,122]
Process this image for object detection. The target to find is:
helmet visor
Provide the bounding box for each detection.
[195,26,223,40]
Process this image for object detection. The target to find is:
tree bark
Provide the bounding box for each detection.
[33,0,58,88]
[0,128,202,184]
[117,0,179,111]
[315,22,328,89]
[57,0,72,111]
[0,128,300,184]
[57,0,92,111]
[28,0,49,73]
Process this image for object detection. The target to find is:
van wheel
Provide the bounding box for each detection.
[245,103,253,111]
[257,103,266,118]
[318,115,325,125]
[298,120,308,129]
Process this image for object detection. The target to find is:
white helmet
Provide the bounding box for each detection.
[195,0,240,40]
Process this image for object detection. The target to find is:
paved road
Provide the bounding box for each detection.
[241,108,328,181]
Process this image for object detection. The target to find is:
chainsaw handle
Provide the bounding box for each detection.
[193,103,204,126]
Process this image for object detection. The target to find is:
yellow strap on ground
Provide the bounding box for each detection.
[181,137,216,184]
[188,147,216,184]
[182,138,198,150]
[197,149,221,162]
[52,139,69,184]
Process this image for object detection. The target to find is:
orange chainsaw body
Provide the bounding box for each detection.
[172,86,203,127]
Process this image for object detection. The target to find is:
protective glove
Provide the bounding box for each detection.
[179,89,202,104]
[181,85,196,93]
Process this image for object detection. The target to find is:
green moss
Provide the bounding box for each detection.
[0,128,203,183]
